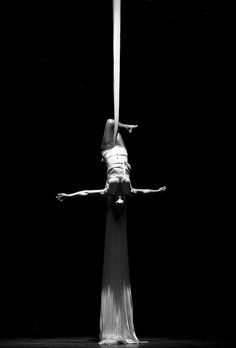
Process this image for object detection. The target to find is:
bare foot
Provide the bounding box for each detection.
[127,125,138,133]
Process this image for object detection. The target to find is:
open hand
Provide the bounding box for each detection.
[56,193,68,202]
[160,186,167,191]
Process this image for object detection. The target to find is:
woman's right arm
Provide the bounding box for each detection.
[56,188,108,201]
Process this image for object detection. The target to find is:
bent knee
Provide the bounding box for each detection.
[106,119,115,126]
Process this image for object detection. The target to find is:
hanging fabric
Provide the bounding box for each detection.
[113,0,121,143]
[99,1,139,344]
[99,197,139,344]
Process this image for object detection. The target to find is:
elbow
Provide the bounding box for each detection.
[81,191,88,196]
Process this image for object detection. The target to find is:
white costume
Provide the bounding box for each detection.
[102,145,131,181]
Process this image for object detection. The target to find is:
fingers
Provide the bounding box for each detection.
[56,193,65,201]
[157,186,166,192]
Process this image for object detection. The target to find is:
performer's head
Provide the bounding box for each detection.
[116,195,125,207]
[114,195,125,214]
[106,178,128,213]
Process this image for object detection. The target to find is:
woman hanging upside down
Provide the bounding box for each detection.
[56,119,166,344]
[56,118,166,206]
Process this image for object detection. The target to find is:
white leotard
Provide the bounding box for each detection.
[102,145,131,179]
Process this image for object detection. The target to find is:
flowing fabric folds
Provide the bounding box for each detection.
[99,198,139,344]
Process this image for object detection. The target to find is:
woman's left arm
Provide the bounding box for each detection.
[130,186,166,195]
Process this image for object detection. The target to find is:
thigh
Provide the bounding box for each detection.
[101,119,115,150]
[116,133,125,147]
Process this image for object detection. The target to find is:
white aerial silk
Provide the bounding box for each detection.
[113,0,121,143]
[99,2,140,342]
[99,197,139,344]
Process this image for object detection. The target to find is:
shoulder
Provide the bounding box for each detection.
[128,188,137,196]
[102,188,108,195]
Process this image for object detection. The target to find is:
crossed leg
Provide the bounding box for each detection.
[101,119,137,151]
[102,119,137,197]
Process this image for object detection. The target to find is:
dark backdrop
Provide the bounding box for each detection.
[2,0,234,342]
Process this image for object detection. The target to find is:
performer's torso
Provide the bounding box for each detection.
[102,145,131,179]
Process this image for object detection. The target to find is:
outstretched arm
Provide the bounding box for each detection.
[130,186,166,195]
[56,188,108,201]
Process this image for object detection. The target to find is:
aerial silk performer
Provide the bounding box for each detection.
[56,0,166,344]
[56,119,166,344]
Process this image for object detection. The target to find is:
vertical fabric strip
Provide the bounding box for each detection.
[113,0,121,143]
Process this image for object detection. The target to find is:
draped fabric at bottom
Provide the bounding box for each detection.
[99,199,139,345]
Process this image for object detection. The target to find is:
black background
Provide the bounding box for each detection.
[2,0,235,342]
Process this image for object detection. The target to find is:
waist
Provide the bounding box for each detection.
[107,162,131,171]
[107,167,130,179]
